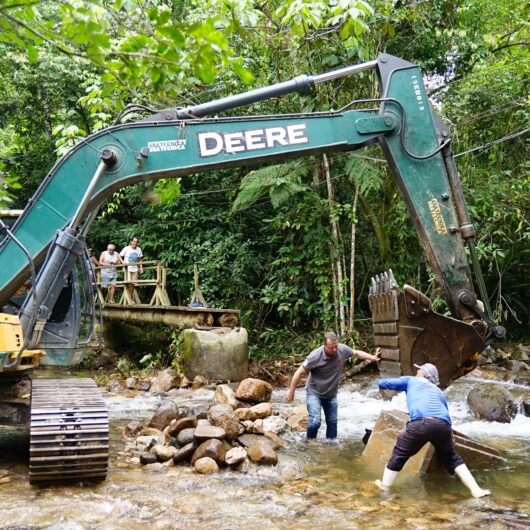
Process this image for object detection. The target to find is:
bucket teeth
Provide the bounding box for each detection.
[368,270,485,388]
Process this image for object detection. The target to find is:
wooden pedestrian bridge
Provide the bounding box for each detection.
[94,260,239,329]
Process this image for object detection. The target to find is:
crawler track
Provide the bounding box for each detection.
[29,378,108,484]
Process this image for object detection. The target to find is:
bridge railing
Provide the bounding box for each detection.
[94,260,171,306]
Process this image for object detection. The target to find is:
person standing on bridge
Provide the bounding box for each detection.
[99,244,123,304]
[120,237,143,300]
[285,332,380,442]
[375,362,491,498]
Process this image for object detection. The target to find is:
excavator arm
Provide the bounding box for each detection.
[0,55,504,384]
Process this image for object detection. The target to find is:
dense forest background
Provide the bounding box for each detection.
[0,0,528,359]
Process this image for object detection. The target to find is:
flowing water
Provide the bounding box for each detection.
[0,369,528,529]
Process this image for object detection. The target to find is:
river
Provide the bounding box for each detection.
[0,369,528,529]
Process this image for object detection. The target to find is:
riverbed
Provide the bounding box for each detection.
[0,370,528,529]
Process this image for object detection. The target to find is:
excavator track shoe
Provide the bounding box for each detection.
[29,378,109,484]
[369,270,485,388]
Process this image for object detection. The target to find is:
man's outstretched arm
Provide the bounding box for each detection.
[285,365,307,402]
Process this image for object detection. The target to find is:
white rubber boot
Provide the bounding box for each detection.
[375,467,399,491]
[455,464,491,498]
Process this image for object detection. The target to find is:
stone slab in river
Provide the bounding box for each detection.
[362,410,505,477]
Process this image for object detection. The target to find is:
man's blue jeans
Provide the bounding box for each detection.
[306,391,338,439]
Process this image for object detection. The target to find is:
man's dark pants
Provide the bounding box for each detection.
[387,417,464,473]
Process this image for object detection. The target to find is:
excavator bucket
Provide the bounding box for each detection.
[368,271,485,389]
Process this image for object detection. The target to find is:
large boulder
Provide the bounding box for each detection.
[181,328,248,381]
[467,384,518,423]
[148,400,185,431]
[247,439,278,466]
[235,378,272,403]
[191,438,226,465]
[207,405,241,440]
[150,369,182,393]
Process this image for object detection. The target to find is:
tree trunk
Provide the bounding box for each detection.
[349,187,359,331]
[323,154,345,336]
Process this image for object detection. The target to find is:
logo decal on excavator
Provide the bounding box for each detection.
[197,124,308,157]
[148,139,187,152]
[428,198,448,235]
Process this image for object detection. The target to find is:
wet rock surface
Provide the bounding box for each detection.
[467,384,518,423]
[235,378,273,403]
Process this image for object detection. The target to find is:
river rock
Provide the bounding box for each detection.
[148,400,185,430]
[140,452,158,465]
[124,420,142,437]
[125,377,137,389]
[225,446,247,465]
[152,444,178,462]
[191,438,226,465]
[263,431,287,449]
[252,419,264,434]
[237,433,274,449]
[173,442,197,464]
[194,424,226,441]
[168,416,198,437]
[247,439,278,466]
[208,404,241,440]
[242,420,254,432]
[248,402,273,420]
[187,405,209,420]
[235,408,252,421]
[523,396,530,417]
[214,384,238,409]
[505,360,530,371]
[179,375,191,388]
[137,434,164,450]
[176,428,196,446]
[107,379,123,393]
[262,416,289,434]
[467,384,518,422]
[138,427,165,437]
[235,378,272,403]
[150,369,182,394]
[194,457,219,474]
[287,413,307,431]
[192,375,207,389]
[513,344,530,361]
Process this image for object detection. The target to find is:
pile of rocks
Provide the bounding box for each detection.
[123,377,308,474]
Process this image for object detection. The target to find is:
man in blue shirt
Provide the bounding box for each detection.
[375,363,491,498]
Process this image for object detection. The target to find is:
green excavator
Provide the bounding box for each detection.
[0,54,505,483]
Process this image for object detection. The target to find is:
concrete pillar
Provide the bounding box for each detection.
[181,327,248,381]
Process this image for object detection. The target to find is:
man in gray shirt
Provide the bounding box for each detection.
[286,332,380,440]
